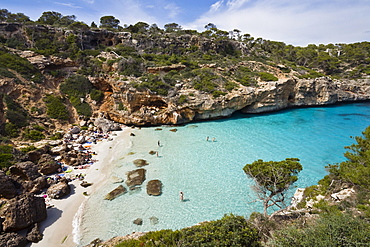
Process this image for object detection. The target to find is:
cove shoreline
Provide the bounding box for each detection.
[31,127,131,247]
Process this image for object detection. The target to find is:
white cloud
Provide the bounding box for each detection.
[164,3,181,19]
[82,0,94,4]
[186,0,370,46]
[209,1,224,13]
[54,2,82,8]
[225,0,250,11]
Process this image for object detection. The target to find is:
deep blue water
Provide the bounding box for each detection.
[79,102,370,245]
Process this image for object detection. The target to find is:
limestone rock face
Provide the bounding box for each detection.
[0,192,47,232]
[0,232,28,247]
[146,180,162,196]
[126,169,146,187]
[99,76,370,126]
[46,179,70,199]
[37,154,61,175]
[0,171,17,199]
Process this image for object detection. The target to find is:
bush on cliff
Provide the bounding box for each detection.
[269,212,370,246]
[43,95,70,120]
[0,145,14,169]
[115,214,260,247]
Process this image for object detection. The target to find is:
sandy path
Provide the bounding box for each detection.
[31,128,130,247]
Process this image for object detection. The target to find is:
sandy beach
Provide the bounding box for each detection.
[31,127,130,247]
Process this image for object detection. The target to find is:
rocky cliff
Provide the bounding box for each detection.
[97,75,370,126]
[1,23,370,129]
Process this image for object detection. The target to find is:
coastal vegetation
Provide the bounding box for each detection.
[243,158,302,217]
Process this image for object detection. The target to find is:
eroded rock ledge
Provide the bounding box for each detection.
[99,77,370,126]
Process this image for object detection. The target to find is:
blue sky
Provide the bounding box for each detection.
[2,0,370,46]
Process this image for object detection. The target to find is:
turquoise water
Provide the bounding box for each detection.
[79,102,370,245]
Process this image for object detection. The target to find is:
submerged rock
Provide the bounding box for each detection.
[149,216,159,225]
[146,179,162,196]
[133,218,143,225]
[126,169,146,187]
[104,185,127,200]
[133,159,149,167]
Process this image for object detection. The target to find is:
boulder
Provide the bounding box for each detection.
[94,118,121,133]
[0,171,17,199]
[80,181,93,188]
[9,161,41,181]
[24,145,50,163]
[0,192,47,232]
[0,232,28,247]
[104,185,127,200]
[146,180,162,196]
[133,159,149,167]
[60,150,86,167]
[38,154,61,175]
[126,169,146,187]
[50,144,68,155]
[26,223,43,243]
[331,188,355,201]
[70,126,81,134]
[133,218,143,225]
[23,176,48,194]
[46,179,70,199]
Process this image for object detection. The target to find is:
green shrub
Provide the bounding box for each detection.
[178,94,187,104]
[258,72,278,81]
[60,75,93,98]
[0,67,16,78]
[43,95,70,120]
[117,57,143,77]
[4,123,20,137]
[0,47,43,82]
[90,89,104,102]
[23,128,45,142]
[20,145,37,153]
[69,97,92,117]
[115,214,260,247]
[212,90,227,98]
[0,145,13,167]
[4,95,28,128]
[180,214,260,246]
[270,212,370,246]
[50,132,63,140]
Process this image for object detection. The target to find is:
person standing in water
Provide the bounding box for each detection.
[180,191,184,201]
[158,140,160,146]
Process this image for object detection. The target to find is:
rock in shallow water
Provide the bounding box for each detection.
[146,179,162,196]
[104,185,127,200]
[125,169,146,187]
